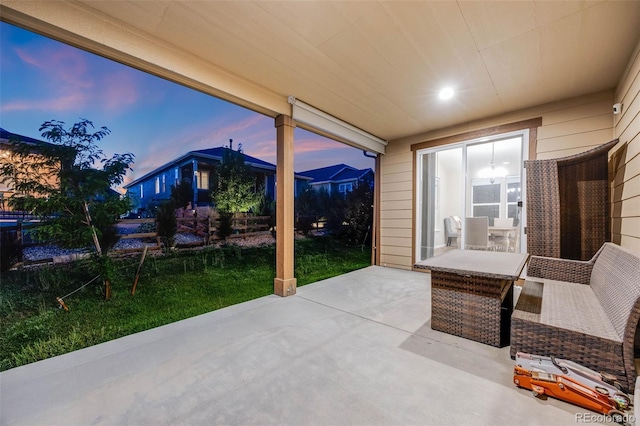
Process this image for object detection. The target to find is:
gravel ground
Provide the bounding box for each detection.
[23,245,89,262]
[22,232,277,261]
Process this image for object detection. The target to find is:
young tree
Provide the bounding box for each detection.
[295,186,319,236]
[340,181,374,245]
[0,119,134,298]
[155,200,177,252]
[210,147,261,215]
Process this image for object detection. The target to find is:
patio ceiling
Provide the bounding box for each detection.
[2,1,640,145]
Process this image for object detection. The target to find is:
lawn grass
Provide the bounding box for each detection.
[0,236,371,371]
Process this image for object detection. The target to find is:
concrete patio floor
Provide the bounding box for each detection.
[0,266,615,425]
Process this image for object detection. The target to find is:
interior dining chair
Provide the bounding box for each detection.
[444,217,457,247]
[465,216,494,251]
[493,217,515,251]
[451,216,462,229]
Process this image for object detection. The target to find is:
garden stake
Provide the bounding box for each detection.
[104,279,112,300]
[55,274,101,313]
[131,244,148,296]
[56,297,69,312]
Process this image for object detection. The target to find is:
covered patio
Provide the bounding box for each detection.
[1,267,599,425]
[1,3,639,424]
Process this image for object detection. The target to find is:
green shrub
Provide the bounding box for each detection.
[217,211,234,240]
[156,200,177,251]
[0,229,21,272]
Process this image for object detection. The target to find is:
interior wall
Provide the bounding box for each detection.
[612,38,640,253]
[381,90,615,270]
[436,149,462,248]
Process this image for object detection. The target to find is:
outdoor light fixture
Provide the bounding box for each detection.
[288,96,387,154]
[439,87,454,100]
[478,142,508,183]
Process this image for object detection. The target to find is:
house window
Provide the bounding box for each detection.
[140,184,144,199]
[162,174,166,193]
[197,170,209,190]
[471,180,500,225]
[507,179,521,223]
[174,168,179,185]
[155,177,160,194]
[338,182,353,194]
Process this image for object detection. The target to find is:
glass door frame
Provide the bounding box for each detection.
[415,129,529,262]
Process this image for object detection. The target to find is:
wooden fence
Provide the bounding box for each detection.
[114,218,161,253]
[117,213,273,251]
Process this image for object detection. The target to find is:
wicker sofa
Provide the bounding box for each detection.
[510,242,640,392]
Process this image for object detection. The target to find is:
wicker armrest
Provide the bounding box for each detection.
[527,256,594,284]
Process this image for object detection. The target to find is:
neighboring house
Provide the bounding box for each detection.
[0,128,62,212]
[124,144,311,211]
[297,164,374,196]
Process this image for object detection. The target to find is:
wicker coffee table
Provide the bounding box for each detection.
[415,250,529,347]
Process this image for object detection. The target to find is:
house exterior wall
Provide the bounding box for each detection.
[380,90,616,270]
[0,147,61,212]
[613,38,640,252]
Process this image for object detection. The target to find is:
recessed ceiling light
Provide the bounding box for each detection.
[439,87,454,100]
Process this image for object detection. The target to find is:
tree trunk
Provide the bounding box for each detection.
[83,200,102,256]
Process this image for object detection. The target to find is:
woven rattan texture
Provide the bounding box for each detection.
[526,138,618,260]
[558,152,610,260]
[511,243,640,392]
[527,252,598,284]
[431,272,512,347]
[525,159,560,258]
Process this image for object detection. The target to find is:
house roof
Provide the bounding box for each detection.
[124,147,311,189]
[191,147,275,170]
[298,164,372,184]
[0,128,53,148]
[5,2,639,148]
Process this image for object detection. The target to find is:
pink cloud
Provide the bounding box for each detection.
[16,46,92,90]
[12,45,141,114]
[1,92,89,112]
[100,70,139,111]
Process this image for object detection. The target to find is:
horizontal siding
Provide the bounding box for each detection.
[380,245,412,257]
[381,199,412,210]
[380,190,412,202]
[542,99,616,125]
[613,37,640,249]
[536,128,614,158]
[378,90,627,269]
[380,218,412,229]
[613,217,640,236]
[381,236,412,247]
[380,227,412,238]
[537,113,612,140]
[614,194,640,217]
[379,254,412,270]
[380,181,412,193]
[619,236,640,253]
[381,170,412,183]
[380,209,412,220]
[382,162,412,175]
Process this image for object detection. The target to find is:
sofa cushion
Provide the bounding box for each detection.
[538,279,620,342]
[590,243,640,339]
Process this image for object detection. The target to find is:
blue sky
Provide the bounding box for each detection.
[0,22,374,191]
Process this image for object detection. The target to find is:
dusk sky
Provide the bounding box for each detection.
[0,22,374,192]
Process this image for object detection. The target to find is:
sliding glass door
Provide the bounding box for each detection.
[415,131,528,262]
